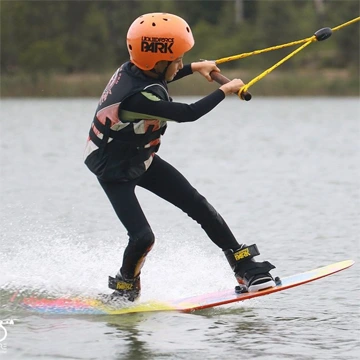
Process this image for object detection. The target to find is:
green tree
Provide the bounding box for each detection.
[1,0,359,76]
[63,3,113,72]
[324,0,360,69]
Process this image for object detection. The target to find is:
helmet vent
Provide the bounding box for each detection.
[186,27,190,33]
[152,22,156,26]
[128,45,132,50]
[140,21,144,24]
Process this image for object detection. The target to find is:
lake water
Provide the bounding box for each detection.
[0,97,359,359]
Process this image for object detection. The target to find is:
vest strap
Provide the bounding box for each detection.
[90,117,165,147]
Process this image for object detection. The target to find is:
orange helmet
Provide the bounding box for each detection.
[127,13,195,70]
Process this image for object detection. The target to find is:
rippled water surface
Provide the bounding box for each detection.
[0,97,359,359]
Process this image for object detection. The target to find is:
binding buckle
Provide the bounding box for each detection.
[108,276,134,291]
[233,244,260,262]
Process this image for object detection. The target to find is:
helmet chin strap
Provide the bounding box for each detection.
[151,61,172,80]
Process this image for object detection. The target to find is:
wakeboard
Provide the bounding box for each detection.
[19,259,354,315]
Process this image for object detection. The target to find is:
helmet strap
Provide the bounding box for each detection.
[150,61,172,80]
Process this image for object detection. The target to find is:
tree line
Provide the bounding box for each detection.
[1,0,359,76]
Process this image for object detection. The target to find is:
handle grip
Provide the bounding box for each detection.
[210,71,252,101]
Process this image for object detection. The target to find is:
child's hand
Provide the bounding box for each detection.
[191,61,220,82]
[219,79,245,95]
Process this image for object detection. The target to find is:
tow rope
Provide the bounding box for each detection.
[209,17,359,100]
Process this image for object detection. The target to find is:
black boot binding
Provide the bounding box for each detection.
[105,237,153,303]
[107,272,141,302]
[224,244,276,292]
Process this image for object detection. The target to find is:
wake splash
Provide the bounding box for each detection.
[1,214,234,307]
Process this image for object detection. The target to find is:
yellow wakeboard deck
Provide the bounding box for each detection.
[20,260,354,315]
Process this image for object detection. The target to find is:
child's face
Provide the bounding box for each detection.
[164,56,184,81]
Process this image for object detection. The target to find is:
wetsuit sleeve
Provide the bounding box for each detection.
[120,89,226,123]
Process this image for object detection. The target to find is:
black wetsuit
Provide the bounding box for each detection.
[84,62,241,280]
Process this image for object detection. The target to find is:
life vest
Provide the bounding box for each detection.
[84,62,169,181]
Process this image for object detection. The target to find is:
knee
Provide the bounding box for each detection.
[129,228,155,251]
[138,230,155,249]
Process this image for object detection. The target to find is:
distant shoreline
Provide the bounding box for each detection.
[1,68,359,97]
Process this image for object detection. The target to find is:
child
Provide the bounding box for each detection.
[84,13,275,301]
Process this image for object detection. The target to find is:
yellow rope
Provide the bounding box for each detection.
[216,37,314,64]
[213,17,360,99]
[216,17,359,65]
[238,40,314,97]
[332,16,360,32]
[237,17,360,99]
